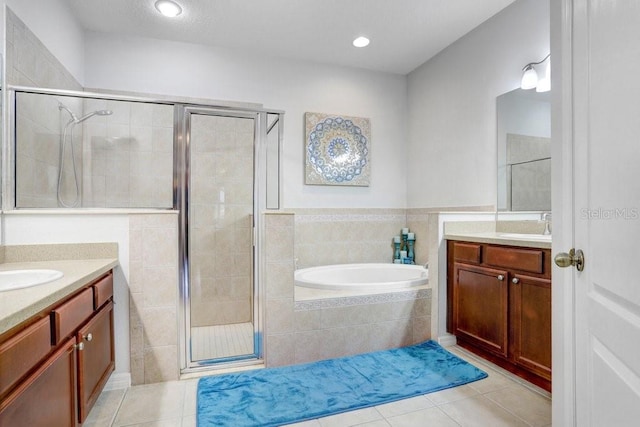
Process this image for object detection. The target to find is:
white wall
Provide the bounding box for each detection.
[3,0,85,84]
[83,32,408,209]
[407,0,549,209]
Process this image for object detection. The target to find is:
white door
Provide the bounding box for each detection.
[556,0,640,425]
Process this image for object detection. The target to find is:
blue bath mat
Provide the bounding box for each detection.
[196,340,487,426]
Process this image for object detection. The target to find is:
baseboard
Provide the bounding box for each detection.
[437,334,457,347]
[104,372,131,390]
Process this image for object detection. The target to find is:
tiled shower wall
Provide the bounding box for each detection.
[7,9,84,208]
[81,99,174,208]
[189,115,255,327]
[14,92,83,207]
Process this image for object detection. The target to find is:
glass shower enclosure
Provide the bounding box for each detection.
[177,106,283,372]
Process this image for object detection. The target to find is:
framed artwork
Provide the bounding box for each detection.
[304,112,371,186]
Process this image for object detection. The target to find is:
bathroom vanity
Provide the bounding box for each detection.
[0,253,117,426]
[446,235,551,391]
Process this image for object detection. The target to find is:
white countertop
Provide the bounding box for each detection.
[444,232,552,249]
[0,258,118,335]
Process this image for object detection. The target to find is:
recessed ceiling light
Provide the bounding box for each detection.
[353,36,370,48]
[155,0,182,18]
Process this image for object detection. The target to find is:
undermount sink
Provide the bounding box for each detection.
[497,233,552,241]
[0,269,64,292]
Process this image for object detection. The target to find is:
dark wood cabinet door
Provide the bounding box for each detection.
[510,274,552,380]
[453,263,509,357]
[77,301,115,423]
[0,337,77,427]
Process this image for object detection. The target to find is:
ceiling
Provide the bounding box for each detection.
[64,0,515,75]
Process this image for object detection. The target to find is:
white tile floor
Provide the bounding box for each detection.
[84,346,551,427]
[191,322,254,361]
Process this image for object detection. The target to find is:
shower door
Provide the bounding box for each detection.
[181,107,261,368]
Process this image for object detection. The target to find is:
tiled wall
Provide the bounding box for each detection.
[189,115,255,326]
[81,99,174,208]
[406,210,430,267]
[293,208,417,268]
[507,134,551,211]
[7,9,84,208]
[264,213,296,366]
[128,214,179,385]
[285,294,431,366]
[14,92,83,207]
[15,95,174,208]
[14,96,175,209]
[264,212,432,368]
[5,9,82,90]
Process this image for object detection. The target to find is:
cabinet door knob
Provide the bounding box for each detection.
[512,277,520,284]
[84,333,93,342]
[75,342,84,351]
[497,274,505,281]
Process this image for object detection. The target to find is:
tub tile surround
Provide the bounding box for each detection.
[406,210,430,267]
[291,297,432,365]
[293,208,410,268]
[265,210,433,368]
[129,214,179,385]
[264,212,297,366]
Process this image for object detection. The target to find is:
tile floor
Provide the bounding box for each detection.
[84,346,551,427]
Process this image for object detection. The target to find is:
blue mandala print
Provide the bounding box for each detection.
[307,117,368,183]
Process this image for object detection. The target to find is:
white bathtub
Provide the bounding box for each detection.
[294,263,428,291]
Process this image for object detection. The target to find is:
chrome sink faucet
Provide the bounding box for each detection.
[542,212,552,235]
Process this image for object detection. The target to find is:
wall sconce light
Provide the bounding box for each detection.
[521,54,550,92]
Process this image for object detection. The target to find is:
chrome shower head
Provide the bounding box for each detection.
[75,109,113,123]
[58,102,112,124]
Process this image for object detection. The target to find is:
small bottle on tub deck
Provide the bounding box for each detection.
[393,235,401,262]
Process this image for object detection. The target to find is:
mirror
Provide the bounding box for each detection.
[497,88,551,211]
